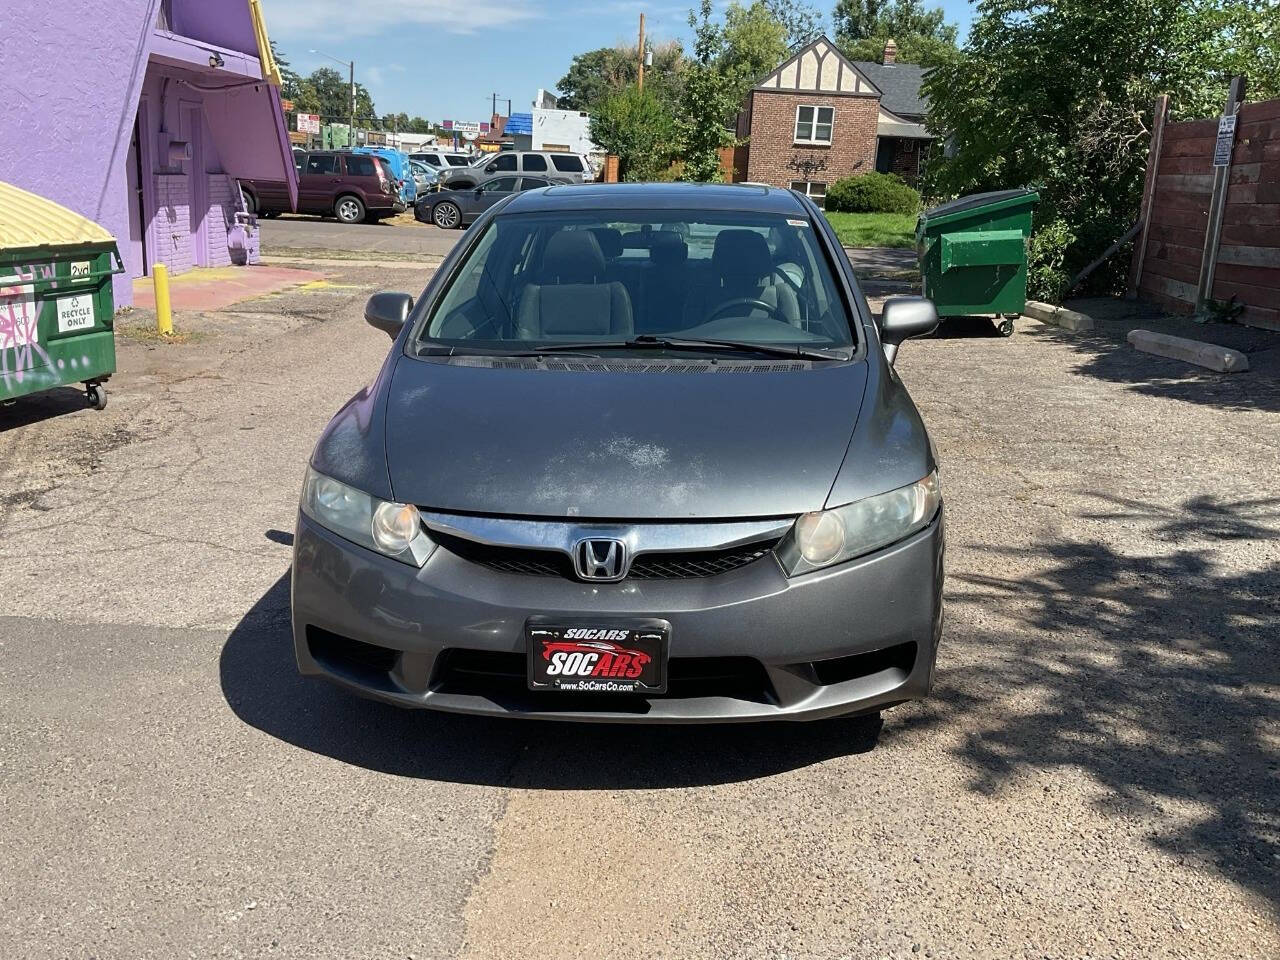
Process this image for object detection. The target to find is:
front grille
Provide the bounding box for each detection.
[434,649,774,704]
[431,530,779,581]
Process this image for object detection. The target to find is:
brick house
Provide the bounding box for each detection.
[734,36,932,206]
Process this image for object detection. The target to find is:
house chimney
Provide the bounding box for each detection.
[883,38,898,65]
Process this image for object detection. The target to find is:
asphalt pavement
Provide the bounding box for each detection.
[1,259,1277,958]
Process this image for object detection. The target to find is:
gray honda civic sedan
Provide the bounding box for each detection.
[291,183,943,723]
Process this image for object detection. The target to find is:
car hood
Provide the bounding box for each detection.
[384,356,868,519]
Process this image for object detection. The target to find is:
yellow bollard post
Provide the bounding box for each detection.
[153,264,173,336]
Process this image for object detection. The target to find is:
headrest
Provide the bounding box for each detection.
[543,230,605,283]
[712,229,772,280]
[589,227,623,259]
[649,231,688,268]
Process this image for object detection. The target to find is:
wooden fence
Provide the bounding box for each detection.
[1129,93,1280,330]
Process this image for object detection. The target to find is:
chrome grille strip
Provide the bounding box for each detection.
[419,512,793,557]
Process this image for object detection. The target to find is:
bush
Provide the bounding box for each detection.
[825,172,921,215]
[1027,219,1076,305]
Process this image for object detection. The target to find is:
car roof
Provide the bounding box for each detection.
[501,182,807,215]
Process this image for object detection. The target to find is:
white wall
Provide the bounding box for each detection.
[531,108,598,154]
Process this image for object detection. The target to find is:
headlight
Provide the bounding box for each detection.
[300,466,434,566]
[779,471,940,576]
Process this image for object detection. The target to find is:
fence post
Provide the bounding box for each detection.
[1196,75,1246,312]
[1127,95,1169,299]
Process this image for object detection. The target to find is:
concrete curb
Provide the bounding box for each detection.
[1126,329,1250,373]
[1023,300,1095,332]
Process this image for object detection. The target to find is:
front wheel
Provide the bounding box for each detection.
[85,383,107,411]
[433,201,461,230]
[998,317,1015,337]
[335,195,365,224]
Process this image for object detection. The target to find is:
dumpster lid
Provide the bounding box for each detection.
[0,181,116,253]
[922,188,1039,221]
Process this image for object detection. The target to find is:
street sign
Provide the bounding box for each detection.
[1213,114,1237,167]
[296,112,321,135]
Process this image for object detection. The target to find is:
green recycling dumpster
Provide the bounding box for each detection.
[916,188,1038,337]
[0,182,124,409]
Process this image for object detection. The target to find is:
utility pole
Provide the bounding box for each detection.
[637,13,646,92]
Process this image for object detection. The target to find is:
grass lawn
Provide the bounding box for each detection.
[823,211,918,249]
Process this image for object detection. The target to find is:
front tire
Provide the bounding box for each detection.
[335,195,365,224]
[433,201,461,230]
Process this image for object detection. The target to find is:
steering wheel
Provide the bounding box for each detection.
[706,297,787,324]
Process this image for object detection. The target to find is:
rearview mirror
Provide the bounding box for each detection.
[879,296,938,365]
[365,292,414,339]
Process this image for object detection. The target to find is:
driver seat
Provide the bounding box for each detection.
[685,229,801,328]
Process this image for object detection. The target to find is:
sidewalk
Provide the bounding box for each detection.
[131,265,326,312]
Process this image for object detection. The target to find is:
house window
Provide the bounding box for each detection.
[790,180,827,209]
[794,105,834,145]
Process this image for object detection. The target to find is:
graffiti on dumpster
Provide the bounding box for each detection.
[1,262,56,389]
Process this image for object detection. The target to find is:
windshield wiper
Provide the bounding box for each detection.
[517,336,844,361]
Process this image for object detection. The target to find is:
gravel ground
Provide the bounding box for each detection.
[0,262,1276,958]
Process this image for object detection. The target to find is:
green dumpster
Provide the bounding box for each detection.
[1,182,124,409]
[915,188,1038,337]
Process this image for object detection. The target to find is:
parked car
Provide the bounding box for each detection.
[292,183,944,723]
[240,151,406,223]
[437,151,594,190]
[409,151,473,170]
[352,146,416,206]
[408,159,439,194]
[414,175,567,229]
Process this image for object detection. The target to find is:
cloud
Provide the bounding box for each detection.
[264,0,541,37]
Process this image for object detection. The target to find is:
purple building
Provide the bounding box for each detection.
[0,0,298,307]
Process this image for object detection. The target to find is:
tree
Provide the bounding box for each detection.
[679,0,743,182]
[764,0,826,47]
[556,42,685,113]
[720,2,791,102]
[924,0,1278,297]
[833,0,958,65]
[590,88,680,181]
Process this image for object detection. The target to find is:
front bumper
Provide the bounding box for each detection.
[290,510,945,723]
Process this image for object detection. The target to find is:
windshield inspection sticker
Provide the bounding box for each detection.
[56,293,95,333]
[787,218,809,226]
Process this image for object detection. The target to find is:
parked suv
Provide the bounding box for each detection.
[438,151,594,189]
[409,151,473,170]
[240,151,406,224]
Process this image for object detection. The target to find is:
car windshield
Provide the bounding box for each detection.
[420,210,856,355]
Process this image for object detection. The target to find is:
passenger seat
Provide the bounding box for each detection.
[517,231,634,339]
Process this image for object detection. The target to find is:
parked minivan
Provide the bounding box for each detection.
[438,151,594,189]
[240,151,406,224]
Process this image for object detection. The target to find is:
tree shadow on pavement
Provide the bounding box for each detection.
[219,572,882,791]
[918,492,1280,908]
[1026,324,1280,413]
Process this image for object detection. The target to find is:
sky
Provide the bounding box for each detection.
[263,0,976,125]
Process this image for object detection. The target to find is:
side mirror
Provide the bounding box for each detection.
[365,292,413,339]
[879,296,938,365]
[474,185,485,196]
[485,163,497,173]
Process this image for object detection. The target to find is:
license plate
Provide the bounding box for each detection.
[527,620,668,694]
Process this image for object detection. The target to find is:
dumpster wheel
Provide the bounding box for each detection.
[85,382,107,411]
[998,316,1016,338]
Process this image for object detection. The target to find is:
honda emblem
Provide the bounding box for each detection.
[574,538,628,582]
